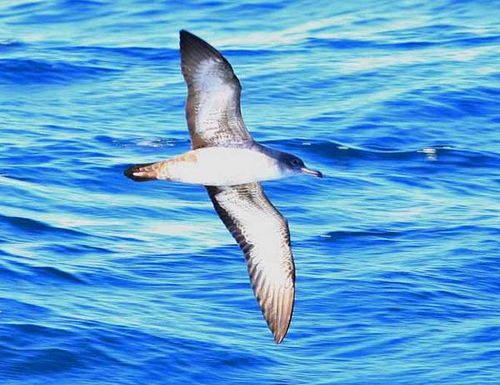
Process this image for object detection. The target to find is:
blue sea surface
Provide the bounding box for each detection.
[1,1,499,384]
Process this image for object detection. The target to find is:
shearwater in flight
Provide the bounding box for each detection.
[125,30,322,343]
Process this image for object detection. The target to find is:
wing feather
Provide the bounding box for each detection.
[180,30,252,149]
[206,183,295,343]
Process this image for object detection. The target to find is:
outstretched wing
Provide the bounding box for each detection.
[206,183,295,343]
[180,30,252,149]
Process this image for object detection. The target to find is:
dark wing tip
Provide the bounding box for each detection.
[252,273,295,344]
[179,29,194,38]
[179,29,197,41]
[179,29,223,62]
[274,328,288,344]
[274,334,286,344]
[269,287,295,344]
[179,29,240,89]
[179,29,198,47]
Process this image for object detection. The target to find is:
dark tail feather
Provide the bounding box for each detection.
[124,163,157,182]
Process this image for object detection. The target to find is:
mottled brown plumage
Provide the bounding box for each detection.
[180,30,251,149]
[124,31,323,343]
[181,30,296,343]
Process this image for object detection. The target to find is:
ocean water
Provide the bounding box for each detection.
[1,0,499,384]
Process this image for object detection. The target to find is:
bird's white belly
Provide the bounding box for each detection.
[162,147,283,186]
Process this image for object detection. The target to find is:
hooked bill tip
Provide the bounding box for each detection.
[300,167,323,178]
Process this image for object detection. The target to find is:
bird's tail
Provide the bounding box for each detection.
[124,162,160,182]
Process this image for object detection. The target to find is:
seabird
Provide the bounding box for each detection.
[125,30,322,343]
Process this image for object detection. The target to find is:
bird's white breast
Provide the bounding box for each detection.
[162,147,284,186]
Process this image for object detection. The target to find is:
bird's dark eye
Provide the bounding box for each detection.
[291,159,300,166]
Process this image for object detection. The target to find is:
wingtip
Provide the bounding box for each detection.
[179,29,222,57]
[179,29,204,46]
[271,319,292,344]
[273,332,287,344]
[265,286,294,345]
[179,30,194,49]
[179,29,191,39]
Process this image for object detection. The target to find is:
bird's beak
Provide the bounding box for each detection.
[300,167,323,178]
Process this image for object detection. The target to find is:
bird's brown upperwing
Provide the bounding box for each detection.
[180,30,252,149]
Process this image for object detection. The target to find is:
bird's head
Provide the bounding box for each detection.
[279,152,323,178]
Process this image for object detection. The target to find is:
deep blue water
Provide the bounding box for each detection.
[1,1,499,384]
